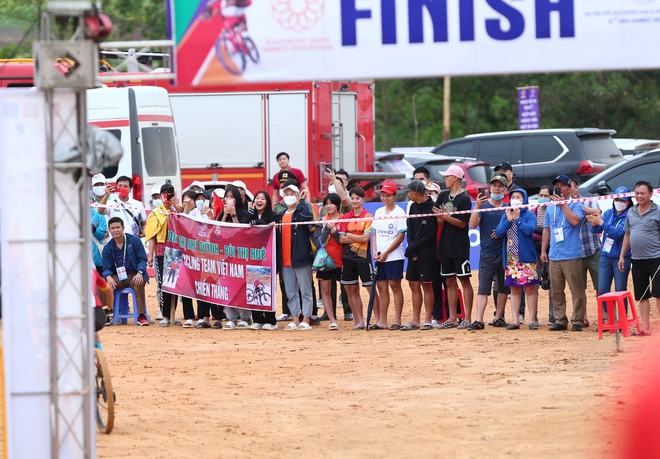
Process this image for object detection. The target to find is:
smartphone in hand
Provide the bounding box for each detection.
[553,186,561,197]
[477,187,486,198]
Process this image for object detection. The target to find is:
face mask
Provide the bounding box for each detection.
[152,199,163,208]
[283,195,297,206]
[491,193,504,201]
[328,184,337,194]
[196,199,208,210]
[117,187,129,199]
[93,186,106,197]
[614,201,627,212]
[537,198,551,203]
[510,199,523,207]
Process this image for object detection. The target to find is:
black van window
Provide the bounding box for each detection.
[141,127,178,176]
[101,129,122,178]
[477,138,514,166]
[434,140,475,158]
[523,136,564,163]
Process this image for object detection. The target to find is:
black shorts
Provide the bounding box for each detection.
[477,252,510,295]
[440,257,472,278]
[631,258,660,300]
[341,260,373,287]
[406,261,437,283]
[316,267,342,281]
[375,259,404,281]
[94,307,106,332]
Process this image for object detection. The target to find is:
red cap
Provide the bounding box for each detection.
[381,180,398,196]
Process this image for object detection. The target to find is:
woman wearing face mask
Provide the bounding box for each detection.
[215,185,251,329]
[247,191,278,330]
[495,189,539,330]
[216,185,249,224]
[587,186,633,321]
[188,189,213,220]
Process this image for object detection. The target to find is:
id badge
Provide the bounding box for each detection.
[602,237,614,254]
[117,266,128,281]
[554,227,564,243]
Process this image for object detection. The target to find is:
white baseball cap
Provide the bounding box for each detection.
[151,185,161,197]
[213,188,225,198]
[282,183,300,194]
[183,180,205,193]
[231,180,247,190]
[92,173,106,185]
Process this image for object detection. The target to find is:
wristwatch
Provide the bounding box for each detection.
[230,213,237,218]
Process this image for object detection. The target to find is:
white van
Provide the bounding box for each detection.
[86,86,181,205]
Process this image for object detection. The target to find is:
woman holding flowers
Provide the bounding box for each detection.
[495,189,539,330]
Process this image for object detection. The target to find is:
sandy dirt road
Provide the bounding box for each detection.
[2,277,657,459]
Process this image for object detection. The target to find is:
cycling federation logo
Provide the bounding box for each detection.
[271,0,325,32]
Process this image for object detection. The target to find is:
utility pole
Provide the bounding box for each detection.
[443,76,451,142]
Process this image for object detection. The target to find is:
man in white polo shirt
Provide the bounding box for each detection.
[98,175,147,241]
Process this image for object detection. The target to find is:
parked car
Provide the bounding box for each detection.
[374,151,417,201]
[613,138,660,156]
[431,128,624,194]
[407,156,491,201]
[578,148,660,212]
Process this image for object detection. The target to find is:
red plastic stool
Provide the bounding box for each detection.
[597,291,641,339]
[441,287,466,322]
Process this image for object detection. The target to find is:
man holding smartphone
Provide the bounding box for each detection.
[467,172,510,330]
[540,174,586,331]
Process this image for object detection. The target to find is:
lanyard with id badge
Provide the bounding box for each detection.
[602,213,623,254]
[115,236,129,281]
[553,206,565,243]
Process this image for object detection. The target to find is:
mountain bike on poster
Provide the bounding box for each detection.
[203,0,259,75]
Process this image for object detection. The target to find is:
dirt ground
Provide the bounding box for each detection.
[2,275,659,458]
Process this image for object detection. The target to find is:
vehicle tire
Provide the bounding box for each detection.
[215,30,245,75]
[94,348,115,434]
[243,36,260,64]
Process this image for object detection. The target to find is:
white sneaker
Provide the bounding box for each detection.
[147,315,155,324]
[159,318,169,328]
[262,323,278,331]
[155,311,164,320]
[431,319,441,329]
[249,323,263,330]
[276,314,292,321]
[183,319,194,328]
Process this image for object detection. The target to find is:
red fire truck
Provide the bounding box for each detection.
[156,80,376,200]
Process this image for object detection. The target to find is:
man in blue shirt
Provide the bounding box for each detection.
[540,175,586,331]
[102,217,150,326]
[467,172,509,330]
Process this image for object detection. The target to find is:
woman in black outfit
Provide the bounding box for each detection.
[247,190,279,330]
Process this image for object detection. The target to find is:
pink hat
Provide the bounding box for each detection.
[440,165,465,179]
[380,180,398,196]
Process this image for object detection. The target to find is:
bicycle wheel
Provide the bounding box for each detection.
[243,36,260,64]
[247,290,256,303]
[259,291,271,305]
[215,29,245,75]
[94,348,115,434]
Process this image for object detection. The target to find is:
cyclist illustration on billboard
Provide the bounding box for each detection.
[202,0,260,75]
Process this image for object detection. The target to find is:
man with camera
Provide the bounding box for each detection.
[540,175,586,331]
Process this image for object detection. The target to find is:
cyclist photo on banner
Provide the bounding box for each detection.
[246,266,272,307]
[202,0,259,75]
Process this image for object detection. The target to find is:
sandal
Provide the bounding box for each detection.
[236,320,249,329]
[196,321,211,329]
[352,324,366,330]
[421,322,433,330]
[400,322,420,331]
[529,322,539,330]
[631,329,652,336]
[368,324,385,330]
[212,321,223,329]
[440,321,458,329]
[328,323,339,330]
[457,319,471,329]
[467,321,485,331]
[388,324,401,330]
[506,323,520,330]
[223,321,236,330]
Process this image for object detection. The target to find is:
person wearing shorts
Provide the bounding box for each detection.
[339,186,375,330]
[434,165,474,328]
[620,181,660,336]
[403,179,438,331]
[372,180,407,330]
[467,172,509,330]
